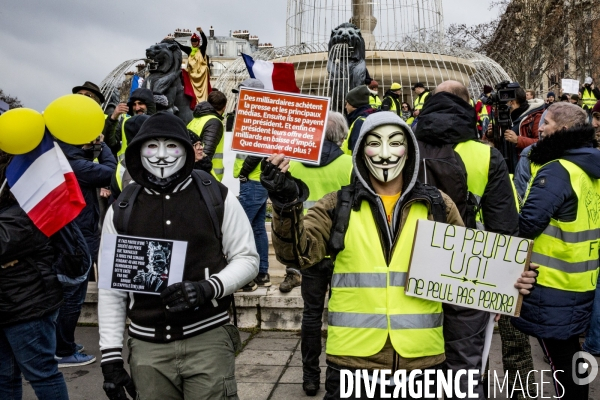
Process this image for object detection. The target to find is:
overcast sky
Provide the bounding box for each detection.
[0,0,500,112]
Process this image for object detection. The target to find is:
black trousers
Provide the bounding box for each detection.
[300,260,332,383]
[538,335,589,400]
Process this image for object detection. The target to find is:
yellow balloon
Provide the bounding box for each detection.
[44,94,105,145]
[0,108,46,154]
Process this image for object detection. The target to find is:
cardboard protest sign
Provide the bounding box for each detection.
[231,87,330,164]
[99,234,187,295]
[405,220,532,316]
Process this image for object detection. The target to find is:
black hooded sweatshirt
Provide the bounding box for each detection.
[415,92,518,236]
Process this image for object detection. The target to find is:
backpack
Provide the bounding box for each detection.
[50,221,92,286]
[113,170,224,240]
[416,141,478,229]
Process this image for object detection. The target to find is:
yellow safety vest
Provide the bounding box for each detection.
[116,115,131,163]
[288,155,353,213]
[327,201,444,358]
[525,159,600,292]
[382,95,400,115]
[581,88,597,110]
[233,155,262,181]
[476,100,490,130]
[187,115,225,181]
[369,93,382,109]
[413,91,430,111]
[454,140,491,221]
[340,117,366,155]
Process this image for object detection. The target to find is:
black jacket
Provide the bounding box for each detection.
[380,90,401,115]
[513,125,600,339]
[58,141,116,260]
[191,102,224,162]
[346,104,376,152]
[0,205,63,327]
[415,91,519,236]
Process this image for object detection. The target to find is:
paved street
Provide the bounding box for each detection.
[21,326,600,399]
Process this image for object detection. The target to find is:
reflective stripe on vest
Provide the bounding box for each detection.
[327,201,444,358]
[187,115,225,181]
[413,91,430,111]
[528,159,600,292]
[116,161,126,191]
[581,88,597,109]
[341,117,366,155]
[288,155,353,214]
[116,115,131,162]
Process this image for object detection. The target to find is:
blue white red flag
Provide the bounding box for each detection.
[241,53,300,93]
[5,133,85,236]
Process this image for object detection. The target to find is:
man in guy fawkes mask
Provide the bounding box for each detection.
[98,111,258,400]
[260,111,538,399]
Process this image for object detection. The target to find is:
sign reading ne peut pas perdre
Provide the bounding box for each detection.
[405,220,532,316]
[231,87,330,164]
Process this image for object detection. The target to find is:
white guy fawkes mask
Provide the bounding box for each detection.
[141,138,187,179]
[363,124,407,182]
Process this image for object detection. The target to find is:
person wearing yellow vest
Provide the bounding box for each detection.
[102,88,156,158]
[284,111,352,396]
[579,77,600,113]
[512,101,600,399]
[412,82,430,113]
[380,82,402,116]
[187,91,227,181]
[415,80,533,399]
[341,85,375,154]
[368,80,382,109]
[262,112,538,398]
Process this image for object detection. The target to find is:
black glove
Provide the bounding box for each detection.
[102,362,136,400]
[160,280,213,312]
[260,159,299,203]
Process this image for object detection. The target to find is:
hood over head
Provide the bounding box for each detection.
[414,91,478,145]
[352,111,419,197]
[125,112,195,192]
[127,88,157,116]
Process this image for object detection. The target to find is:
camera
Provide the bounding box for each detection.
[485,81,521,174]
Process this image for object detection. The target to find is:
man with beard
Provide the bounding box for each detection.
[262,112,538,399]
[98,112,258,399]
[414,80,534,399]
[103,88,157,159]
[513,102,600,400]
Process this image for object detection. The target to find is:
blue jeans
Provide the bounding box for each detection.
[239,180,269,274]
[584,283,600,354]
[55,277,89,357]
[0,310,69,400]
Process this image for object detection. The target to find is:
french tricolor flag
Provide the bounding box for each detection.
[6,133,85,237]
[242,53,300,93]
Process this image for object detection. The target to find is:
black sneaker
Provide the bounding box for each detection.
[279,272,302,293]
[255,272,272,287]
[303,381,319,396]
[237,281,258,292]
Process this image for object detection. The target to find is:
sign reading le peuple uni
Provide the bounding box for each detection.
[406,220,533,316]
[231,87,330,164]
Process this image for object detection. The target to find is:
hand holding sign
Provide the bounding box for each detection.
[260,154,299,204]
[515,263,539,295]
[405,220,534,316]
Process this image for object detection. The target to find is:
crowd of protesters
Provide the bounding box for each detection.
[2,39,600,399]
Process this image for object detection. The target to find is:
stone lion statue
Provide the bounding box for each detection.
[327,23,369,112]
[143,40,193,124]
